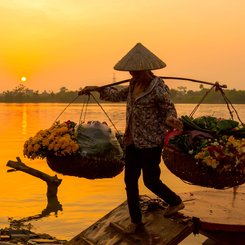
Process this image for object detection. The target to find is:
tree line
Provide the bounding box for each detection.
[0,84,245,104]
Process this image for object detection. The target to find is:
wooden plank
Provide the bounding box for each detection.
[80,236,96,245]
[109,222,143,244]
[67,195,194,245]
[109,220,194,245]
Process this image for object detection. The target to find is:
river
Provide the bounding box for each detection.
[0,103,244,244]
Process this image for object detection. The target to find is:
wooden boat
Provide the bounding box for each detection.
[67,187,245,244]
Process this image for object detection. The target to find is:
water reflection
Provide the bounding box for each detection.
[9,195,62,229]
[6,157,63,228]
[21,105,27,136]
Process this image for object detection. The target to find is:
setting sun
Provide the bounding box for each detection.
[21,76,27,82]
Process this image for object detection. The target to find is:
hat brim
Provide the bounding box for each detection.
[114,43,166,71]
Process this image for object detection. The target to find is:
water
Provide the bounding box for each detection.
[0,103,244,243]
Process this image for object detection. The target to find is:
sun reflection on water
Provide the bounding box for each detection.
[21,105,27,136]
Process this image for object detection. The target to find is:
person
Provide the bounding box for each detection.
[79,43,185,233]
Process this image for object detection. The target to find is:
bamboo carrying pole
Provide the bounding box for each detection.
[98,76,227,89]
[57,76,228,124]
[94,76,245,124]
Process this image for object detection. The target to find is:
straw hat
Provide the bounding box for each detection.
[114,43,166,71]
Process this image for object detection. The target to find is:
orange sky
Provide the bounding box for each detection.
[1,0,245,92]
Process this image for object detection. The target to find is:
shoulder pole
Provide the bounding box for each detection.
[97,76,227,89]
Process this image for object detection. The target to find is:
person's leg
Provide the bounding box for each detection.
[141,147,182,206]
[124,144,142,224]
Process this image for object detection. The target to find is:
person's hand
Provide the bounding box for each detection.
[165,116,183,130]
[78,86,99,95]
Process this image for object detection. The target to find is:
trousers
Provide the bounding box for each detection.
[124,144,182,224]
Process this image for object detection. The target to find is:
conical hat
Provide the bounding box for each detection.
[114,43,166,71]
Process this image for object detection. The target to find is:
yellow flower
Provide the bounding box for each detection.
[27,145,33,152]
[42,138,49,146]
[48,142,55,151]
[33,144,40,152]
[31,153,37,160]
[71,142,79,152]
[193,134,245,173]
[23,120,80,159]
[204,156,218,168]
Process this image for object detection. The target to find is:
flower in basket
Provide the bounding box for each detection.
[23,120,125,179]
[23,120,80,159]
[194,135,245,173]
[23,120,124,161]
[165,115,245,174]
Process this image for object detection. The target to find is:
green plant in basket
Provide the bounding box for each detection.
[23,120,80,159]
[181,115,243,136]
[166,115,245,174]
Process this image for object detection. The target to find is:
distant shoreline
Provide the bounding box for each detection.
[1,84,245,104]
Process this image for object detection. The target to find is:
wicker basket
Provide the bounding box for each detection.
[46,155,124,179]
[162,146,245,189]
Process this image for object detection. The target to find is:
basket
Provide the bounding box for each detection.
[46,155,124,179]
[162,146,245,189]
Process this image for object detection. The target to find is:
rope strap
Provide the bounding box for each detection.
[189,82,244,125]
[52,93,122,136]
[79,95,90,124]
[89,93,121,135]
[53,95,80,124]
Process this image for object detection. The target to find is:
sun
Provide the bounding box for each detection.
[21,76,27,82]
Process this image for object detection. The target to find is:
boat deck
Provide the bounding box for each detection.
[67,186,245,245]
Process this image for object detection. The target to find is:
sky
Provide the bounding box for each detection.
[1,0,245,92]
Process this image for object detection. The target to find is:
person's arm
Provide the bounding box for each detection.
[165,116,183,130]
[78,86,100,95]
[99,86,129,102]
[156,80,183,130]
[78,85,129,102]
